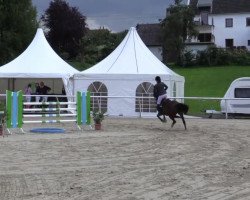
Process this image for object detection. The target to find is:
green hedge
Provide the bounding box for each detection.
[182,46,250,67]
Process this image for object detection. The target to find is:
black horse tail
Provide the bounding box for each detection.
[176,103,189,114]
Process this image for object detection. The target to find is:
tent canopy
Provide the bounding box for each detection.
[77,27,182,79]
[0,28,78,78]
[74,27,185,117]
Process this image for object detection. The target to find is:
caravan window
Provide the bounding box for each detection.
[234,88,250,98]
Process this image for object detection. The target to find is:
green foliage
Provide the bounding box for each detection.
[181,50,196,67]
[182,46,250,67]
[92,111,104,124]
[78,29,127,67]
[174,66,250,115]
[0,0,38,65]
[161,0,197,64]
[69,61,92,71]
[41,0,87,59]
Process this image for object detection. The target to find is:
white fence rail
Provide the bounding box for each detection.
[1,94,250,119]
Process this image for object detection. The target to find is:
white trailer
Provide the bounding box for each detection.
[220,77,250,114]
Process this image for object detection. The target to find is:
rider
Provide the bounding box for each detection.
[153,76,168,117]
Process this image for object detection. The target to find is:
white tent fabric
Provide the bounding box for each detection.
[0,28,79,96]
[74,27,185,117]
[82,27,181,76]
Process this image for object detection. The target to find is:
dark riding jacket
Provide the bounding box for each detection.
[153,82,168,99]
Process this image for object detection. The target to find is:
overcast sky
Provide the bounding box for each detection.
[32,0,177,32]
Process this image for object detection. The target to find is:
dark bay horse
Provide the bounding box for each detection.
[157,99,189,130]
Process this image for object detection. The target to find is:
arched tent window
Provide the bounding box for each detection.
[135,82,156,112]
[87,81,108,113]
[173,82,177,98]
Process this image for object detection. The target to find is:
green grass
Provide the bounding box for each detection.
[174,66,250,115]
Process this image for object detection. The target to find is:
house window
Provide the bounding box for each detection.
[135,82,156,113]
[246,18,250,26]
[225,18,233,27]
[87,81,108,113]
[201,12,209,25]
[198,33,212,42]
[225,39,234,48]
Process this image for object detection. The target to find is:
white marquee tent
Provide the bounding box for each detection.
[0,28,79,96]
[74,27,185,117]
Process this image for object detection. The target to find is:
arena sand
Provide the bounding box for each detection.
[0,117,250,200]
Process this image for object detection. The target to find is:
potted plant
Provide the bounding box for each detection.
[92,111,104,130]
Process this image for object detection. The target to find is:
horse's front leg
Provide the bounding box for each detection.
[157,114,167,123]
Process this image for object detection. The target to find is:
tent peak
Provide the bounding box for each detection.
[81,26,181,76]
[0,26,79,77]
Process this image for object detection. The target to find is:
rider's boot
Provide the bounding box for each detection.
[156,104,162,117]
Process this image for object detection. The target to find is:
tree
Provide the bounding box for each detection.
[41,0,87,59]
[0,0,37,65]
[78,28,127,68]
[161,0,197,65]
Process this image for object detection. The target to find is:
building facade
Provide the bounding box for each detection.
[186,0,250,52]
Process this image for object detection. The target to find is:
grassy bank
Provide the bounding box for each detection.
[174,66,250,115]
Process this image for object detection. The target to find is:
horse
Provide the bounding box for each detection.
[157,99,189,130]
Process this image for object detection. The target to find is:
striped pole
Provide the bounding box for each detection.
[6,90,12,128]
[77,91,91,125]
[6,90,23,128]
[77,91,82,125]
[17,91,23,128]
[6,91,91,129]
[86,91,91,125]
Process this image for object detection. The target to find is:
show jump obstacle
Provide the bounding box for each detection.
[6,90,91,133]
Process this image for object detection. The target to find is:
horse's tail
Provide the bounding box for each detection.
[176,103,189,114]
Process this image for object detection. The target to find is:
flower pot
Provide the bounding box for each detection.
[95,123,102,130]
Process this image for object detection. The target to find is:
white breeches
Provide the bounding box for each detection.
[157,94,167,104]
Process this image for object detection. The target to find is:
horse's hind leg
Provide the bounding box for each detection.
[169,115,176,128]
[179,113,187,130]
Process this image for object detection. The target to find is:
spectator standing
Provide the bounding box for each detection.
[35,82,41,102]
[24,84,33,108]
[39,81,51,102]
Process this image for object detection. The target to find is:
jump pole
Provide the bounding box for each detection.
[6,90,24,133]
[6,90,91,133]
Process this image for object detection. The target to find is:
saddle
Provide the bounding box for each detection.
[160,98,169,106]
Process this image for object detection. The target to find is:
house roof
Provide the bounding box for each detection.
[189,0,250,14]
[212,0,250,14]
[136,23,163,46]
[197,0,212,7]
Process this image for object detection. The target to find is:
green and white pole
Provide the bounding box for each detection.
[77,91,91,128]
[6,90,23,130]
